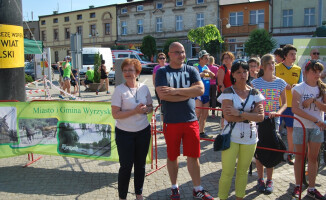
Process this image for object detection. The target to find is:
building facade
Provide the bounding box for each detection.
[272,0,325,47]
[219,0,271,58]
[116,0,220,58]
[39,5,117,62]
[23,21,40,41]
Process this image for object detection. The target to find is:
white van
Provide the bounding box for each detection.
[80,47,113,78]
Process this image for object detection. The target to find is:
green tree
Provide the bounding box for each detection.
[244,29,277,57]
[140,35,157,61]
[93,52,102,83]
[163,38,179,60]
[188,24,223,48]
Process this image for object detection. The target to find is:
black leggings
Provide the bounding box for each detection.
[115,125,151,199]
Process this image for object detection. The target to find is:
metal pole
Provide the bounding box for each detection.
[0,0,26,101]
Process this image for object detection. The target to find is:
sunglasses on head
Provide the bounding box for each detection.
[158,57,166,60]
[305,60,317,70]
[313,52,320,55]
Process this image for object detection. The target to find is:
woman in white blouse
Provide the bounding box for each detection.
[111,59,153,200]
[217,61,265,200]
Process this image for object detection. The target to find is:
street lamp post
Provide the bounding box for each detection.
[218,18,231,64]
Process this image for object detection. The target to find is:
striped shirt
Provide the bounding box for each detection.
[252,77,287,113]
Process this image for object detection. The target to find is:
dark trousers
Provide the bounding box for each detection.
[115,125,151,199]
[209,84,217,114]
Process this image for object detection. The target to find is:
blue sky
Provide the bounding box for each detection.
[22,0,130,21]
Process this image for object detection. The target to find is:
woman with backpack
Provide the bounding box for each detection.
[251,54,287,194]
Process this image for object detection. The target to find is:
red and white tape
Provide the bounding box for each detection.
[26,89,45,95]
[45,79,83,101]
[25,78,43,88]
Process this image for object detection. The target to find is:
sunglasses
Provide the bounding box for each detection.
[158,57,166,60]
[313,52,320,55]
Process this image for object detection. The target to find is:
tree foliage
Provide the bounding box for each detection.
[244,29,277,57]
[93,52,102,83]
[187,24,223,48]
[163,38,179,60]
[140,35,157,61]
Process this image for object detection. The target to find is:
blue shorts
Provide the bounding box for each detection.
[293,127,324,144]
[280,107,294,128]
[195,95,210,104]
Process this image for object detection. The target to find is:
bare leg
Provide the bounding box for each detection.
[307,142,322,187]
[256,159,264,179]
[294,144,304,185]
[167,158,179,185]
[187,157,201,186]
[266,167,274,180]
[287,127,294,152]
[198,102,209,133]
[105,78,109,92]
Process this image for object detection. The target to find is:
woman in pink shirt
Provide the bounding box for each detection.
[207,56,218,118]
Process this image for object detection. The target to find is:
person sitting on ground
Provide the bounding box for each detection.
[82,67,94,91]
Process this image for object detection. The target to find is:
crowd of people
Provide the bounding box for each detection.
[109,42,326,200]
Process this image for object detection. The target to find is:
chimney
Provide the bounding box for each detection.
[89,5,94,9]
[53,11,58,15]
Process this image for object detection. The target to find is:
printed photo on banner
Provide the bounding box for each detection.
[0,107,17,144]
[58,122,112,158]
[13,118,58,147]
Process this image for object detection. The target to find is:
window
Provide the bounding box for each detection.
[137,5,143,11]
[121,21,127,35]
[156,17,163,32]
[64,16,69,22]
[229,12,243,26]
[41,31,46,41]
[137,19,143,34]
[77,26,82,34]
[121,7,127,14]
[304,8,315,26]
[196,13,204,27]
[90,24,96,36]
[77,14,82,20]
[55,51,59,63]
[282,9,293,27]
[156,2,163,9]
[105,23,111,35]
[197,0,204,4]
[90,12,96,18]
[41,20,46,25]
[53,29,58,40]
[53,18,58,23]
[250,10,264,25]
[65,28,70,39]
[176,15,183,31]
[176,0,183,6]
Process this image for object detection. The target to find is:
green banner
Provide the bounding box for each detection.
[293,37,326,67]
[0,101,152,163]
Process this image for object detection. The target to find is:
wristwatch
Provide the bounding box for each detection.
[239,111,243,116]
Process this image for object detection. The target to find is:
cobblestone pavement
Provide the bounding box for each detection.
[1,74,325,199]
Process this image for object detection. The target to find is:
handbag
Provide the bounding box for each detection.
[213,88,252,151]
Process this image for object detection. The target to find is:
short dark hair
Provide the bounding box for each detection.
[248,57,260,66]
[101,60,105,64]
[230,61,249,84]
[282,44,297,57]
[273,48,283,58]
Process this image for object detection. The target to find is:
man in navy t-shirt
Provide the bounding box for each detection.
[155,42,214,200]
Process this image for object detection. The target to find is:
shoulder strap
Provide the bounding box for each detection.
[242,88,252,110]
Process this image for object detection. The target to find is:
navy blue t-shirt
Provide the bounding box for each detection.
[155,64,201,123]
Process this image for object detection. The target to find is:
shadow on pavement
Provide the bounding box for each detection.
[0,166,117,196]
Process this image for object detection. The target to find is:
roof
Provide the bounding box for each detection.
[219,0,267,6]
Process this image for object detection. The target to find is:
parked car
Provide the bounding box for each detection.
[186,58,199,66]
[24,62,35,80]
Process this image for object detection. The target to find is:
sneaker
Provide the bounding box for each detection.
[287,154,295,165]
[292,186,301,198]
[193,189,214,200]
[265,180,273,194]
[200,132,212,139]
[256,178,265,193]
[106,91,110,94]
[307,189,326,200]
[69,97,76,100]
[96,90,99,95]
[58,95,64,99]
[170,188,180,200]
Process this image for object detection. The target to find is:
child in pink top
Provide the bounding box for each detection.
[207,56,218,118]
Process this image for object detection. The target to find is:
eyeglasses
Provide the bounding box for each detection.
[313,52,320,55]
[122,70,135,73]
[158,57,166,60]
[170,51,185,55]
